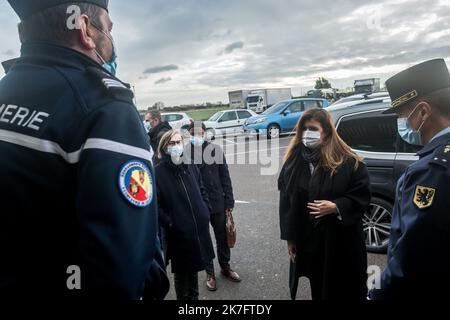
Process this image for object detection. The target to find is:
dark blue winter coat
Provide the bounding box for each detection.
[155,155,215,273]
[188,142,235,214]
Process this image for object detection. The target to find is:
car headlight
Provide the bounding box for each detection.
[254,117,268,124]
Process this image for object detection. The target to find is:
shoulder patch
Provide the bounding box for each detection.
[119,160,153,208]
[86,66,134,103]
[413,185,436,210]
[430,142,450,168]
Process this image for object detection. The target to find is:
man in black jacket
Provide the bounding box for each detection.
[148,110,172,162]
[188,122,241,292]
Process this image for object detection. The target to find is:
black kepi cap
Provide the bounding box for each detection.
[7,0,109,20]
[383,58,450,114]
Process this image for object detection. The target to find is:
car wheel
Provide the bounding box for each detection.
[206,128,215,141]
[363,197,393,253]
[267,124,280,139]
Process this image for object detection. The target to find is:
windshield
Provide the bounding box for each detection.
[209,112,224,122]
[262,101,289,115]
[247,96,260,103]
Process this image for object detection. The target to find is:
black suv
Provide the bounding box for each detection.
[327,98,421,253]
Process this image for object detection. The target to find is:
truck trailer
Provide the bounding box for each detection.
[246,88,292,113]
[228,90,251,110]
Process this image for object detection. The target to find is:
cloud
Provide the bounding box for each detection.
[154,77,172,85]
[2,0,450,106]
[143,64,179,74]
[223,41,244,54]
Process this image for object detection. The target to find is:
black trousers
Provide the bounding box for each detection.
[174,272,199,300]
[205,211,231,275]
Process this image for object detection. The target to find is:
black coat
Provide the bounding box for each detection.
[279,147,371,300]
[188,142,235,214]
[155,155,215,273]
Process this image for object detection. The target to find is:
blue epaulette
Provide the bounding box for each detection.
[430,141,450,168]
[86,67,134,103]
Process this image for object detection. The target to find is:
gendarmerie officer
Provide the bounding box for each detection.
[0,0,168,299]
[369,59,450,300]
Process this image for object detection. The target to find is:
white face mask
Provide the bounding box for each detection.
[302,130,321,148]
[167,144,184,158]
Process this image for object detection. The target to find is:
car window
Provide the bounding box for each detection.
[237,110,252,119]
[263,102,289,115]
[397,137,422,154]
[219,111,238,122]
[209,112,223,121]
[163,114,183,122]
[286,102,302,113]
[303,100,321,111]
[337,112,397,153]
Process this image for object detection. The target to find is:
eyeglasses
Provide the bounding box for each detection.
[168,140,183,146]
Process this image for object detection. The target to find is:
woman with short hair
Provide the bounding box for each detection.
[155,130,215,300]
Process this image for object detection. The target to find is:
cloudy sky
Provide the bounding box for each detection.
[1,0,450,108]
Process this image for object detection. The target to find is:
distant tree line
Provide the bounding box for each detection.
[140,102,229,113]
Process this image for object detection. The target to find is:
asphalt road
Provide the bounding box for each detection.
[165,135,387,300]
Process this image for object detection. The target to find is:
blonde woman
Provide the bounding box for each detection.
[278,108,371,300]
[154,130,214,300]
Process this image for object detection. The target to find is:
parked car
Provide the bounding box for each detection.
[332,91,390,106]
[243,98,329,139]
[161,112,193,130]
[327,98,421,253]
[203,109,257,140]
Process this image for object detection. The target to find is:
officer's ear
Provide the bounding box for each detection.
[417,101,433,122]
[78,14,96,51]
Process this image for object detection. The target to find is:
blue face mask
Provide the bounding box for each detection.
[92,22,118,76]
[190,136,205,147]
[102,54,117,76]
[397,104,426,146]
[143,121,151,132]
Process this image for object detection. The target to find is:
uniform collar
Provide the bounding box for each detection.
[430,126,450,142]
[2,58,19,73]
[19,41,103,71]
[416,131,450,157]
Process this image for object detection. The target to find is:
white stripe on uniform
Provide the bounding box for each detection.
[83,138,152,161]
[0,129,152,164]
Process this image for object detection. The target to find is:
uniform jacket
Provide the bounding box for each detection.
[279,146,371,300]
[0,42,168,299]
[155,155,215,273]
[188,142,235,214]
[370,131,450,300]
